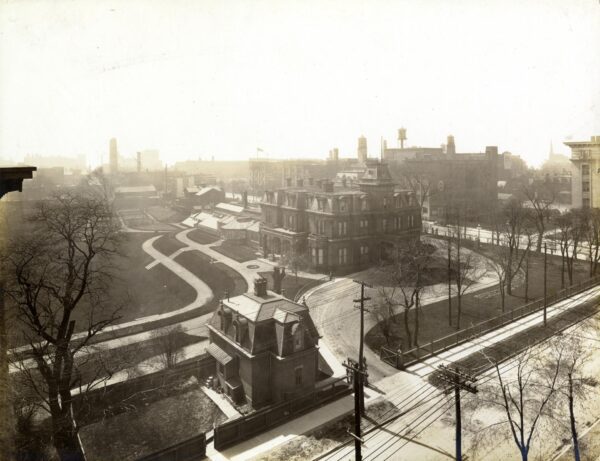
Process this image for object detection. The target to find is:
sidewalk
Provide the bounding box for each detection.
[208,282,600,461]
[205,387,382,461]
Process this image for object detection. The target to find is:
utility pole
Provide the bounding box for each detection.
[448,236,452,326]
[353,280,371,415]
[438,365,478,461]
[544,243,547,326]
[343,359,367,461]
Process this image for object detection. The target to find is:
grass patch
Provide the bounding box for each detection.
[152,234,188,256]
[187,229,220,245]
[175,250,247,312]
[366,239,592,353]
[211,241,260,263]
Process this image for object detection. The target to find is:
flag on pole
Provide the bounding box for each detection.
[257,147,264,152]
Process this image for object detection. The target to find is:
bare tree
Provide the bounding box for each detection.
[543,337,598,461]
[474,348,562,461]
[151,324,186,369]
[2,190,122,460]
[521,182,557,252]
[555,210,586,287]
[376,241,432,348]
[584,208,600,277]
[501,198,533,295]
[396,163,432,214]
[370,295,397,347]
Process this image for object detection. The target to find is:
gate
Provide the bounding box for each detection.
[380,346,403,369]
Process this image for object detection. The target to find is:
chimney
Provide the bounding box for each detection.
[296,178,304,187]
[447,135,456,155]
[308,177,314,186]
[254,277,268,297]
[285,177,292,187]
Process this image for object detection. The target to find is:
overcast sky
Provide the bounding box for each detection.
[1,0,599,168]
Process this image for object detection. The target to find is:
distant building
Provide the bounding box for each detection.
[540,144,572,205]
[566,135,600,208]
[383,131,499,224]
[206,278,320,408]
[259,161,421,274]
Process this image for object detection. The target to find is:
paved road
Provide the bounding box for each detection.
[304,239,500,382]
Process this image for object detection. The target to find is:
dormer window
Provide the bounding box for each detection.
[292,322,304,351]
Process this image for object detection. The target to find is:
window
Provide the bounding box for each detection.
[360,245,369,256]
[583,181,590,192]
[338,221,347,236]
[312,248,324,265]
[338,248,348,264]
[359,219,368,229]
[318,220,326,234]
[339,198,347,212]
[408,215,415,227]
[583,198,591,208]
[295,366,303,387]
[288,215,294,228]
[382,219,387,232]
[582,164,590,176]
[383,197,389,208]
[294,325,304,351]
[361,199,368,211]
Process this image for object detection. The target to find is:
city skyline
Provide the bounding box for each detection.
[1,0,599,167]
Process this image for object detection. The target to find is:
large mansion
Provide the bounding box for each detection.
[259,160,421,274]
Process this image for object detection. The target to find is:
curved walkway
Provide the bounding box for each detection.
[303,243,501,382]
[175,228,274,288]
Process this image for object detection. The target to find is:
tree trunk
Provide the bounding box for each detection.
[403,306,412,350]
[52,408,81,461]
[568,373,581,461]
[561,253,566,288]
[524,251,529,303]
[457,292,462,330]
[413,294,420,347]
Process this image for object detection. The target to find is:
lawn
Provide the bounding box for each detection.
[428,291,600,387]
[152,233,189,256]
[365,238,593,354]
[175,250,247,312]
[188,228,220,245]
[7,233,197,346]
[79,376,225,461]
[211,241,260,263]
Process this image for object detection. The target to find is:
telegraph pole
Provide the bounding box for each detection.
[448,236,452,326]
[438,365,478,461]
[343,359,367,461]
[353,280,372,415]
[544,243,547,326]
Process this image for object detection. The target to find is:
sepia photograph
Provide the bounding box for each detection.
[1,1,599,460]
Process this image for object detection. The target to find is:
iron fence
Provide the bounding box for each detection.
[385,275,600,369]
